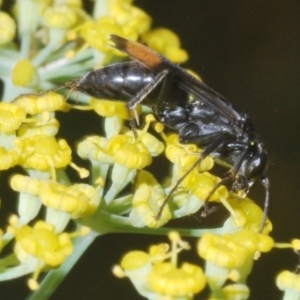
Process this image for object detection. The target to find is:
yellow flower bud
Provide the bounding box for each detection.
[0,12,16,44]
[131,183,171,228]
[109,0,151,35]
[148,243,169,263]
[292,239,300,250]
[148,262,206,296]
[15,221,73,267]
[12,59,39,87]
[121,250,150,271]
[10,174,40,196]
[43,5,78,29]
[143,28,188,63]
[77,136,114,164]
[15,92,66,114]
[16,136,72,178]
[277,270,300,293]
[126,130,165,157]
[18,117,60,137]
[80,17,137,55]
[227,196,272,234]
[221,284,250,300]
[90,98,131,119]
[0,102,26,133]
[108,135,152,170]
[198,233,249,269]
[39,182,100,217]
[0,146,19,170]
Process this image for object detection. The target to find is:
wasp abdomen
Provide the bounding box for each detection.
[76,61,155,101]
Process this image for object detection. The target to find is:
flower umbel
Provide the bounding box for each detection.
[0,1,289,299]
[114,232,206,299]
[11,220,76,290]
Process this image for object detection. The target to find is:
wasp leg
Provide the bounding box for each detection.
[201,147,249,217]
[156,131,233,220]
[126,69,169,127]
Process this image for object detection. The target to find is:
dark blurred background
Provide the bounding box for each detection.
[1,1,300,299]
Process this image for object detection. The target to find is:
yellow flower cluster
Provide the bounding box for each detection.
[11,174,101,218]
[114,232,206,299]
[12,219,89,290]
[0,1,296,299]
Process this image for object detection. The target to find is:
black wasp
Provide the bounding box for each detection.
[63,35,270,232]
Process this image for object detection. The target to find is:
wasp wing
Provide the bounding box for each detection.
[110,34,243,124]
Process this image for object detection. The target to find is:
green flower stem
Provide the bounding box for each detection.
[1,76,31,101]
[45,208,71,234]
[39,61,95,82]
[20,32,31,59]
[0,48,19,60]
[282,290,300,300]
[104,166,137,204]
[0,254,34,280]
[27,230,99,300]
[81,210,226,237]
[38,47,94,78]
[205,261,228,298]
[0,253,19,269]
[17,193,42,224]
[0,56,14,75]
[32,29,67,68]
[93,0,110,20]
[90,162,110,197]
[106,195,134,215]
[0,132,17,149]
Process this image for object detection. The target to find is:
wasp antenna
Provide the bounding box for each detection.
[110,34,165,69]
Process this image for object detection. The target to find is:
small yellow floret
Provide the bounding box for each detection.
[10,174,40,196]
[15,92,66,115]
[15,221,73,267]
[109,0,151,35]
[90,98,132,120]
[143,28,188,63]
[16,135,72,171]
[108,135,152,170]
[154,122,164,133]
[28,278,39,291]
[121,250,150,271]
[12,59,39,87]
[80,17,137,55]
[168,231,181,243]
[148,262,206,296]
[227,196,272,234]
[230,229,274,255]
[131,183,171,228]
[18,117,60,137]
[77,136,114,164]
[148,243,169,263]
[39,182,100,217]
[126,130,165,157]
[43,5,78,29]
[182,171,228,202]
[0,102,26,133]
[292,239,300,251]
[0,146,19,170]
[277,270,300,292]
[0,11,16,44]
[198,233,249,269]
[221,284,250,299]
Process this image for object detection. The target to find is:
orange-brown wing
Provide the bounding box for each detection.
[110,34,243,123]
